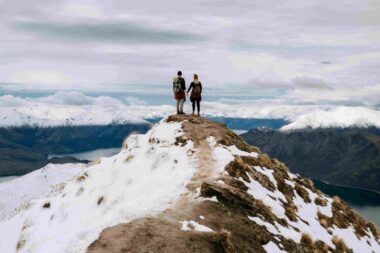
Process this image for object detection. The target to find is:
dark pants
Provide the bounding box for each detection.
[192,99,200,113]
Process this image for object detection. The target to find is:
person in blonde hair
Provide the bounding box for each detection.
[186,73,203,116]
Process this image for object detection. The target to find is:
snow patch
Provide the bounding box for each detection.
[245,175,287,218]
[206,136,217,147]
[212,145,235,173]
[208,196,218,202]
[226,145,258,158]
[180,220,214,232]
[254,166,277,187]
[263,241,287,253]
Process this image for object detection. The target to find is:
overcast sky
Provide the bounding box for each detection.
[0,0,379,106]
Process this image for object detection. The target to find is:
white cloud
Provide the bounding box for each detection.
[0,91,379,130]
[125,96,148,106]
[0,0,379,109]
[284,84,380,107]
[9,70,71,84]
[62,3,104,18]
[0,92,146,126]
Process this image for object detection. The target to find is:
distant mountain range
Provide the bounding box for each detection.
[0,124,150,176]
[241,127,380,192]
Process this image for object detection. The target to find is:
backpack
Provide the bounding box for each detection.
[173,77,182,93]
[192,82,201,96]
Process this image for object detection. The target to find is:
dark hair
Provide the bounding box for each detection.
[193,73,198,80]
[177,71,182,76]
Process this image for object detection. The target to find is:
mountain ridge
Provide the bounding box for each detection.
[0,115,379,253]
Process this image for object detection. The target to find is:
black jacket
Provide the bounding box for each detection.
[180,77,186,91]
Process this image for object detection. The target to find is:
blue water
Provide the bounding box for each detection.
[0,176,18,183]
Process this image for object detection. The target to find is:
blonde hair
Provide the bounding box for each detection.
[193,73,200,84]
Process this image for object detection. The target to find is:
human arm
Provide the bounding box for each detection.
[187,82,193,93]
[181,78,186,91]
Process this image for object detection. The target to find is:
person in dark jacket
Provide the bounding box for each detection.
[186,73,202,116]
[172,71,186,114]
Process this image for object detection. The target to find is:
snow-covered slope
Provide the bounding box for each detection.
[0,163,87,221]
[281,106,380,131]
[0,120,196,252]
[0,115,379,253]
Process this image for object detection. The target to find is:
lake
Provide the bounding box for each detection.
[0,176,19,184]
[48,148,121,161]
[313,179,380,228]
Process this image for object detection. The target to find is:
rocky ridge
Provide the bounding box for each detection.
[88,115,380,253]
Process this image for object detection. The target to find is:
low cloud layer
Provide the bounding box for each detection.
[0,91,379,130]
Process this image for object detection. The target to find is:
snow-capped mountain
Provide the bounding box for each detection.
[0,116,379,253]
[280,106,380,131]
[1,91,380,129]
[0,163,87,221]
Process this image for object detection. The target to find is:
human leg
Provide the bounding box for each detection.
[179,99,185,113]
[176,99,180,114]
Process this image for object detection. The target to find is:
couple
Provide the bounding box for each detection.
[173,71,202,116]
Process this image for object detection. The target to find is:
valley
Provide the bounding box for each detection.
[0,124,150,176]
[242,127,380,192]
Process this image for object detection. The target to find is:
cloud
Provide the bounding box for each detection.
[0,91,379,130]
[292,76,331,90]
[13,20,206,44]
[36,91,95,105]
[125,96,148,106]
[283,84,380,107]
[0,92,146,126]
[9,70,71,84]
[0,0,379,111]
